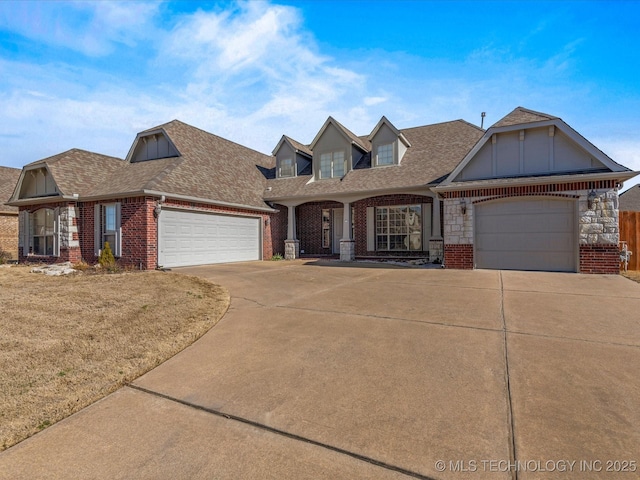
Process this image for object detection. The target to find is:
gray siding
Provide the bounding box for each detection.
[313,123,350,178]
[132,133,179,162]
[457,126,607,181]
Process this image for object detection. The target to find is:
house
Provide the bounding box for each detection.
[619,185,640,211]
[0,166,21,260]
[7,107,637,274]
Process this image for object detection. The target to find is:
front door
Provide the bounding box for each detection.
[332,208,343,254]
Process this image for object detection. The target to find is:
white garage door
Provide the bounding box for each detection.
[475,197,576,272]
[158,209,261,268]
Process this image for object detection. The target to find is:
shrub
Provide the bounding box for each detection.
[271,253,284,261]
[98,242,117,271]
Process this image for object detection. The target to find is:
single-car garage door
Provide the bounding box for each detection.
[158,209,261,268]
[475,197,576,272]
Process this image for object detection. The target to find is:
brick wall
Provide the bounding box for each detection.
[579,244,620,274]
[294,194,433,257]
[296,201,342,255]
[0,213,18,260]
[444,244,473,269]
[269,204,288,257]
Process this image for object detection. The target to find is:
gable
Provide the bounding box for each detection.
[454,124,610,182]
[17,167,59,199]
[130,131,179,163]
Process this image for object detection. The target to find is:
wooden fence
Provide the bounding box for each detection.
[620,211,640,271]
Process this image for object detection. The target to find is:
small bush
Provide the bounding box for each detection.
[271,253,284,261]
[72,260,91,272]
[98,242,119,272]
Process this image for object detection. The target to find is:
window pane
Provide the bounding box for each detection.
[280,158,294,177]
[377,143,393,166]
[104,205,116,232]
[333,151,345,177]
[320,153,331,179]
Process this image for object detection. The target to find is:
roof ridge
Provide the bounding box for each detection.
[164,120,272,160]
[141,157,185,191]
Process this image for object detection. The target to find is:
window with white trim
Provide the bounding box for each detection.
[279,158,295,177]
[319,151,345,178]
[30,208,56,255]
[94,203,122,257]
[376,143,394,166]
[375,205,422,251]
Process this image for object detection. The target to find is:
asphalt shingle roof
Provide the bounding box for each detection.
[265,120,484,200]
[0,166,21,213]
[16,121,275,211]
[492,107,558,128]
[619,185,640,211]
[26,149,125,197]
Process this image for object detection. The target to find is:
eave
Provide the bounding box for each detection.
[432,170,639,193]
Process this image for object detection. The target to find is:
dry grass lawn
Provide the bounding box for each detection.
[0,265,229,451]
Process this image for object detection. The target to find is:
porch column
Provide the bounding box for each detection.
[284,204,299,260]
[429,195,444,263]
[340,201,355,261]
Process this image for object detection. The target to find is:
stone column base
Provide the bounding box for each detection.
[284,239,299,260]
[429,238,444,263]
[340,239,355,261]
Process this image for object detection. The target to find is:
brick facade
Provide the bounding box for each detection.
[18,196,285,270]
[0,213,18,260]
[293,194,434,257]
[579,244,620,274]
[444,244,473,269]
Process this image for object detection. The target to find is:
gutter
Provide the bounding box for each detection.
[8,189,277,213]
[433,170,639,193]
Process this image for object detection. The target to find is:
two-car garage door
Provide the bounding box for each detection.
[158,209,261,268]
[475,197,577,272]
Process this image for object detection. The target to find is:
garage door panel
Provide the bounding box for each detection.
[159,210,260,268]
[475,198,576,272]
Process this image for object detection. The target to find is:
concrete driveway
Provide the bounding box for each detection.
[1,260,639,479]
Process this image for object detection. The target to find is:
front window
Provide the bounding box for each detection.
[30,208,55,255]
[103,204,117,250]
[376,205,422,251]
[377,143,393,166]
[279,158,295,177]
[319,151,345,178]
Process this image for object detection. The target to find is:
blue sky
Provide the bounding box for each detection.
[1,0,639,189]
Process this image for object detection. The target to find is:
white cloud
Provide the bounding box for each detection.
[0,1,160,56]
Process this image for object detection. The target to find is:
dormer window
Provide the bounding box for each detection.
[376,143,394,166]
[320,151,345,179]
[279,158,295,177]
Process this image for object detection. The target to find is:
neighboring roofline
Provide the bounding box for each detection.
[124,127,182,163]
[309,117,368,152]
[368,116,411,148]
[433,170,639,193]
[440,118,630,187]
